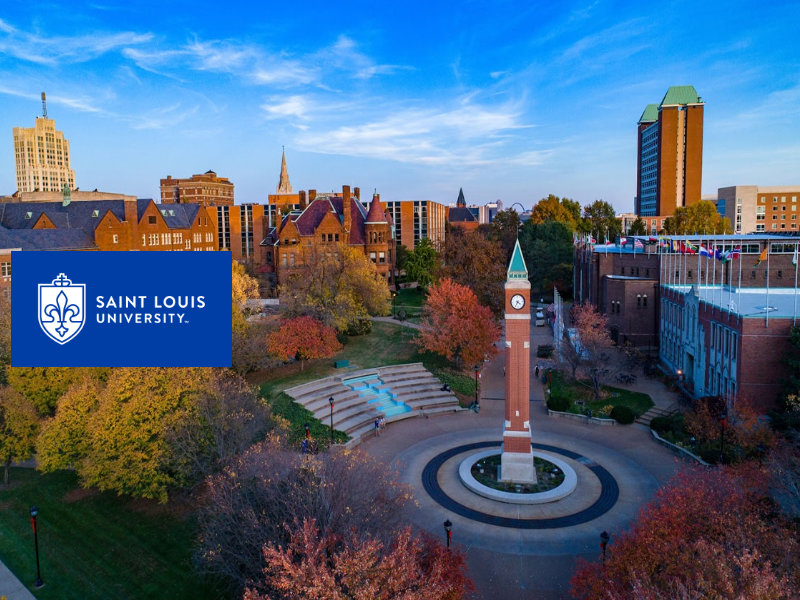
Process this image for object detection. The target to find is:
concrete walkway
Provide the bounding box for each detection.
[0,561,36,600]
[371,316,424,330]
[361,321,685,600]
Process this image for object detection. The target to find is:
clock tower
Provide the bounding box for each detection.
[501,239,536,483]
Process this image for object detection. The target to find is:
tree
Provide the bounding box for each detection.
[0,386,39,485]
[7,367,109,416]
[280,245,390,333]
[486,208,521,260]
[244,520,471,600]
[438,228,506,316]
[628,217,647,236]
[529,195,580,231]
[518,220,574,297]
[663,200,733,235]
[232,261,260,332]
[37,368,269,502]
[572,303,614,400]
[403,237,439,289]
[571,466,800,600]
[267,316,342,370]
[581,200,621,243]
[197,438,414,593]
[417,278,501,368]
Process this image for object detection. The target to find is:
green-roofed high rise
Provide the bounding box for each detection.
[636,86,704,218]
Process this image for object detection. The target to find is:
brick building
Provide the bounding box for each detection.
[636,86,704,218]
[448,188,479,232]
[264,185,395,288]
[160,171,234,206]
[0,198,217,297]
[716,185,800,234]
[383,199,447,249]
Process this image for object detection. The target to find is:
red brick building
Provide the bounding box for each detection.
[160,170,234,207]
[448,188,479,232]
[265,185,395,288]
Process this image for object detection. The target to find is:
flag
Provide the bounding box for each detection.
[714,247,724,261]
[730,246,741,259]
[573,232,579,246]
[605,240,613,246]
[648,236,658,244]
[699,245,710,257]
[755,248,768,267]
[680,241,697,255]
[619,237,628,246]
[634,238,644,249]
[793,246,798,271]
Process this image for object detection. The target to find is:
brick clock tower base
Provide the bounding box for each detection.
[501,240,536,484]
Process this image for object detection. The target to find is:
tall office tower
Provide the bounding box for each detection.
[13,93,76,193]
[636,86,704,217]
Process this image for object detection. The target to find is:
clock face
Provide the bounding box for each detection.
[510,294,525,310]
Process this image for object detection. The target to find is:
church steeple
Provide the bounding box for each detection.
[276,147,293,194]
[507,239,529,280]
[456,187,466,207]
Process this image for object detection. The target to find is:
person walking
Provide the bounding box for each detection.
[535,364,540,378]
[374,417,381,436]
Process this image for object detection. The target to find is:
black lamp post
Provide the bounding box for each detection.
[29,506,44,589]
[473,365,480,409]
[328,397,335,445]
[443,519,452,549]
[600,530,610,568]
[304,422,310,439]
[392,292,397,318]
[719,411,727,464]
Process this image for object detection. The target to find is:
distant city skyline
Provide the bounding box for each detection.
[1,1,798,211]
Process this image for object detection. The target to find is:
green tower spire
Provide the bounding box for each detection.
[507,239,528,280]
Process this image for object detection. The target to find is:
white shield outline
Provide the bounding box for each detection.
[38,276,86,345]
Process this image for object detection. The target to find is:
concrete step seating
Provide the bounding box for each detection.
[285,363,464,447]
[635,406,677,426]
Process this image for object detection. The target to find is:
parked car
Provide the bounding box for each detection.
[535,309,546,327]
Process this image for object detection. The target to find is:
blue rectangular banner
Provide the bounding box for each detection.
[11,251,232,367]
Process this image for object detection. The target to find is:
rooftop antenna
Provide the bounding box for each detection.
[41,92,47,118]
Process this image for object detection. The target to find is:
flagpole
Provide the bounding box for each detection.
[766,242,770,327]
[737,241,742,308]
[794,242,799,325]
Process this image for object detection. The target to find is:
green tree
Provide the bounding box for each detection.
[663,200,733,235]
[8,367,109,416]
[0,386,39,485]
[438,228,506,316]
[403,238,439,289]
[628,217,647,236]
[37,368,269,502]
[280,245,390,333]
[530,195,580,231]
[518,220,574,297]
[581,200,622,243]
[486,208,521,260]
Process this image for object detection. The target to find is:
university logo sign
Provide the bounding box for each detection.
[38,273,86,345]
[12,251,232,367]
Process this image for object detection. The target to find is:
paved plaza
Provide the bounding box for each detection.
[363,322,684,600]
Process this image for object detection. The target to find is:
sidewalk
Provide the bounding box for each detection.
[0,560,36,600]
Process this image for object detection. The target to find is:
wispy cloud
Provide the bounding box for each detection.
[0,84,106,113]
[0,18,151,65]
[316,35,410,80]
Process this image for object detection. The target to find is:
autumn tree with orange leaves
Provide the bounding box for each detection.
[243,519,471,600]
[267,316,342,370]
[416,278,501,368]
[570,466,800,600]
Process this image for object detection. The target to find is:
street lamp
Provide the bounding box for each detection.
[473,365,480,409]
[328,397,335,445]
[600,530,610,568]
[392,292,397,318]
[443,519,452,549]
[719,411,727,464]
[29,506,44,589]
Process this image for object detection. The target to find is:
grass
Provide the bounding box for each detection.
[549,370,653,417]
[0,468,221,600]
[392,287,426,322]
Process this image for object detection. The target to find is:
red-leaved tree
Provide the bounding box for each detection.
[570,465,800,600]
[267,316,342,370]
[416,278,501,368]
[243,519,472,600]
[571,303,614,400]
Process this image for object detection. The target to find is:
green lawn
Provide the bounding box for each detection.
[0,469,221,600]
[392,287,426,322]
[549,371,653,417]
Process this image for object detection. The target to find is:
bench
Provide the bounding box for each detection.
[334,360,350,368]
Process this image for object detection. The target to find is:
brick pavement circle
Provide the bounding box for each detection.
[421,441,619,529]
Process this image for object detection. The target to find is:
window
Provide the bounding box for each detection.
[637,295,641,307]
[148,215,157,224]
[379,251,385,264]
[162,233,170,245]
[185,240,191,249]
[772,224,778,229]
[141,234,146,247]
[148,233,158,246]
[620,267,625,275]
[643,294,647,307]
[335,234,339,242]
[281,254,287,267]
[112,234,118,244]
[1,262,9,277]
[369,252,377,263]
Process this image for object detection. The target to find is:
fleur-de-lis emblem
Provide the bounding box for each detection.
[43,290,81,338]
[38,273,86,345]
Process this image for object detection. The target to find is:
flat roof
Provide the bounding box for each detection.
[663,284,800,319]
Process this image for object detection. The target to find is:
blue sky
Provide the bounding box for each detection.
[1,0,798,212]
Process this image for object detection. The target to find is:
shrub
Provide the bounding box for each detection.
[537,345,554,358]
[649,415,672,433]
[610,405,635,424]
[345,318,373,336]
[547,395,570,412]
